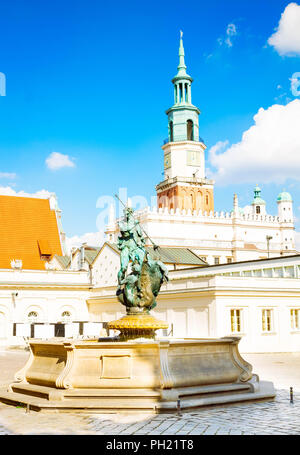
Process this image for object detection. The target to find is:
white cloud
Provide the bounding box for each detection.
[207,99,300,185]
[0,186,52,198]
[268,2,300,56]
[46,152,75,170]
[0,172,16,179]
[66,231,104,253]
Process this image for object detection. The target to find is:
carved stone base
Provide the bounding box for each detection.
[107,313,168,340]
[0,337,276,413]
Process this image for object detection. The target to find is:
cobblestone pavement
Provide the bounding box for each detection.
[83,389,300,435]
[0,348,299,435]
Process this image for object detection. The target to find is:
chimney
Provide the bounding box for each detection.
[70,247,76,269]
[80,243,87,270]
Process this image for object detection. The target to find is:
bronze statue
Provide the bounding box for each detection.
[116,205,168,314]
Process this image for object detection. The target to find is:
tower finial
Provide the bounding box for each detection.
[177,30,187,76]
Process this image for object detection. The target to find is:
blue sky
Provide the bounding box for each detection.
[0,0,300,245]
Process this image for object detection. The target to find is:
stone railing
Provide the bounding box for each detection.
[130,206,285,224]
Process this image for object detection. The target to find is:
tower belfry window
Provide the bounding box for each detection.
[187,120,194,140]
[179,84,183,103]
[175,84,179,103]
[169,121,174,142]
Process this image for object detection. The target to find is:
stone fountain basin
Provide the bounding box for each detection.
[0,337,276,412]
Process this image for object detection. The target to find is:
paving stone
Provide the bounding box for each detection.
[189,426,209,435]
[229,429,243,435]
[202,425,220,435]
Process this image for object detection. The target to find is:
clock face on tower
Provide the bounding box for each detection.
[164,153,171,169]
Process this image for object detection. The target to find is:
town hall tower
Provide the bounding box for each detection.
[156,32,214,213]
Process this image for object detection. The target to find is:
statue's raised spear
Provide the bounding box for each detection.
[114,194,160,252]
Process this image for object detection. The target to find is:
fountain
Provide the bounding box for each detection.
[0,206,275,412]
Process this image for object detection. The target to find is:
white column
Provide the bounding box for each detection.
[188,83,192,104]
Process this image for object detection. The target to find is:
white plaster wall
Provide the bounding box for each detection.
[87,300,125,323]
[10,291,90,324]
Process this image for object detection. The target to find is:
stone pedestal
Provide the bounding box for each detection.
[107,313,168,340]
[0,336,275,413]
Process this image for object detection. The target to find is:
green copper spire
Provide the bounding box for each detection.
[252,185,266,205]
[173,31,192,83]
[177,30,187,76]
[165,32,201,143]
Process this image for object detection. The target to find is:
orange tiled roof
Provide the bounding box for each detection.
[0,195,63,270]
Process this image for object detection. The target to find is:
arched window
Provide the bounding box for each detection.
[205,194,209,205]
[169,121,174,142]
[27,311,38,323]
[181,189,187,210]
[190,192,194,210]
[256,206,261,214]
[61,311,72,323]
[196,190,202,210]
[187,120,194,141]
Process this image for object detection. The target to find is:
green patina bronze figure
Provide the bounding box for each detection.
[116,205,169,314]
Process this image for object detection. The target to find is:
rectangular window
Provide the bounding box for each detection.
[230,309,242,333]
[187,150,201,166]
[291,309,299,331]
[214,257,220,265]
[227,257,233,263]
[262,309,273,332]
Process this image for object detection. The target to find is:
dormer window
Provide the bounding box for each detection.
[38,239,52,261]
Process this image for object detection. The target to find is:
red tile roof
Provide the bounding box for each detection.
[0,195,63,270]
